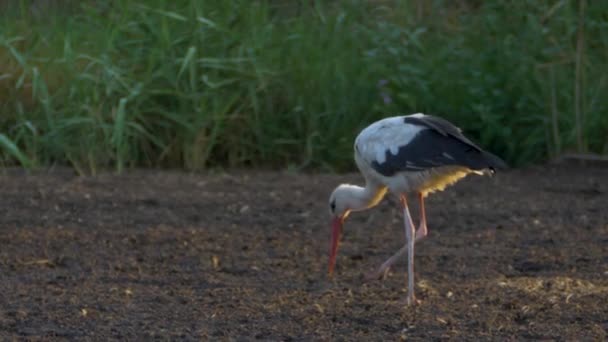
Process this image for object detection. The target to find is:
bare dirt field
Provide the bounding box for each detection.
[0,164,606,340]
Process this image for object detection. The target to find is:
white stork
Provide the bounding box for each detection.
[327,113,507,305]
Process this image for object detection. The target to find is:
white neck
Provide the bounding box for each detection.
[338,182,387,212]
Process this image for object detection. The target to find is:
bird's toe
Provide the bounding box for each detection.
[363,266,391,282]
[401,295,421,307]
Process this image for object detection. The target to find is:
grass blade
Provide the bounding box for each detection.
[0,133,32,168]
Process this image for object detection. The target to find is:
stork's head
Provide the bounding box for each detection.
[327,184,388,276]
[327,184,354,276]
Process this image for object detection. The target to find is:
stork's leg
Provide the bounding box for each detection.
[366,195,415,280]
[366,195,418,303]
[415,192,428,240]
[365,192,427,281]
[401,194,417,305]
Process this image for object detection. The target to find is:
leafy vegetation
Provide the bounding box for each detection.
[1,0,606,173]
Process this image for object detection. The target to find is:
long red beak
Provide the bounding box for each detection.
[328,216,343,276]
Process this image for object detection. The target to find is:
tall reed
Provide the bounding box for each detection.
[0,1,606,173]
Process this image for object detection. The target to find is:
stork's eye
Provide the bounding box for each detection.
[330,199,336,212]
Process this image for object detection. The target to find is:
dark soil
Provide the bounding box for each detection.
[0,165,606,340]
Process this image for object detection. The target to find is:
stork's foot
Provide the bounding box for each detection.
[406,296,422,306]
[364,264,391,281]
[364,250,403,281]
[401,294,421,306]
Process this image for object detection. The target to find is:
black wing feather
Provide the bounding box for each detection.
[370,114,508,176]
[403,115,482,151]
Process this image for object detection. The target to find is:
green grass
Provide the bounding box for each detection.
[0,0,607,173]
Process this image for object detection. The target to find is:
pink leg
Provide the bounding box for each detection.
[416,192,428,240]
[401,195,417,305]
[366,192,428,281]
